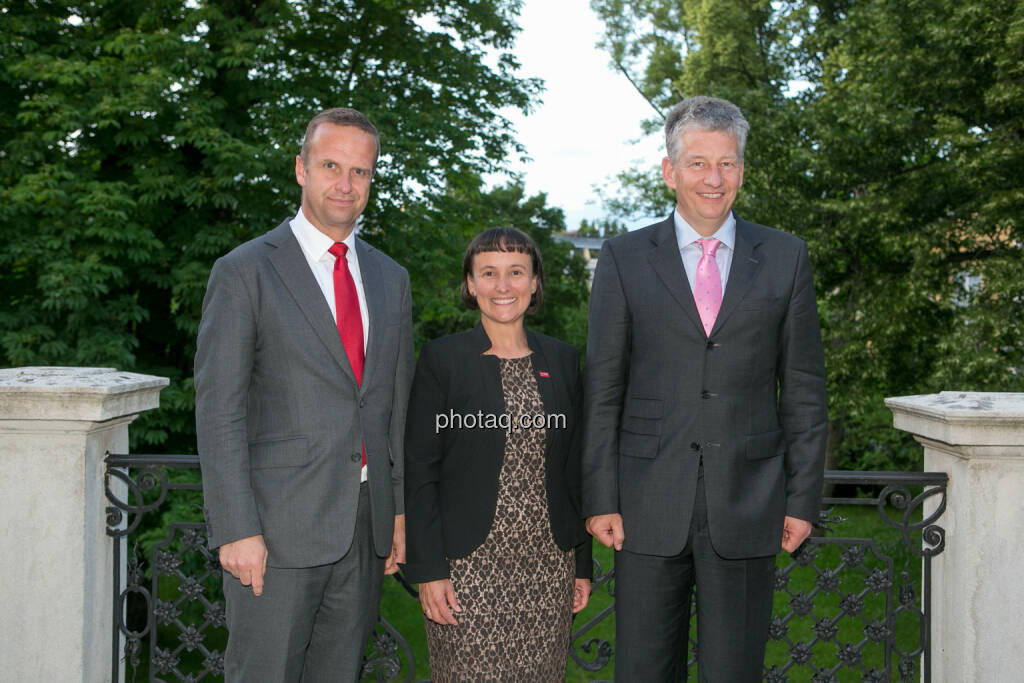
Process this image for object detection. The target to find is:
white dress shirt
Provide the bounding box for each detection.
[289,209,369,350]
[290,208,370,481]
[673,209,736,296]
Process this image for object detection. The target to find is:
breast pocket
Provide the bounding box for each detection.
[737,295,782,312]
[734,294,786,340]
[371,322,401,367]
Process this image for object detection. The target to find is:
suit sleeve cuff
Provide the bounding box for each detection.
[575,537,594,580]
[400,560,450,584]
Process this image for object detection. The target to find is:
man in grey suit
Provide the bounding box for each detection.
[582,96,828,681]
[195,108,414,681]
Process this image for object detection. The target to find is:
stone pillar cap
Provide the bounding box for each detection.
[0,366,170,422]
[886,391,1024,447]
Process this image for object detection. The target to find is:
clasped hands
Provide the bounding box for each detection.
[585,513,812,553]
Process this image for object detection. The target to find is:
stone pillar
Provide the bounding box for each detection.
[0,367,169,682]
[886,391,1024,683]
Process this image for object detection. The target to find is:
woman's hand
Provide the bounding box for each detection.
[572,578,591,613]
[419,578,461,625]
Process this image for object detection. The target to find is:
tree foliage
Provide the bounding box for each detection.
[0,0,588,451]
[384,175,590,352]
[591,0,1024,470]
[576,216,627,237]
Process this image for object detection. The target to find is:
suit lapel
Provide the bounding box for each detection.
[265,222,358,385]
[647,216,705,335]
[526,331,558,463]
[471,324,507,417]
[356,238,386,396]
[712,217,764,335]
[526,331,556,419]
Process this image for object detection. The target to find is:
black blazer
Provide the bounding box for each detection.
[402,323,592,583]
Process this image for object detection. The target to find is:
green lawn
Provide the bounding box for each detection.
[129,496,927,682]
[383,504,926,682]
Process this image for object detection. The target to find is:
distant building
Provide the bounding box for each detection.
[556,233,606,287]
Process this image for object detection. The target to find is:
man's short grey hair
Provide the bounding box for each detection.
[300,107,380,166]
[664,96,749,163]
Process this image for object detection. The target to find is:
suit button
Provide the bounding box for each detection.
[350,452,361,462]
[701,391,711,399]
[706,340,716,349]
[690,442,700,451]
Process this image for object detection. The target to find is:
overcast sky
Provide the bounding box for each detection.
[496,0,667,231]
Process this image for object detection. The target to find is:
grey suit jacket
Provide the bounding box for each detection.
[581,215,827,559]
[195,219,415,568]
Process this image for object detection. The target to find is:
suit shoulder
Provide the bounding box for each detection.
[530,332,581,378]
[419,329,475,357]
[357,238,410,279]
[215,221,290,267]
[739,218,807,250]
[530,330,578,359]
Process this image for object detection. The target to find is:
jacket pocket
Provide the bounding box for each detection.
[621,397,663,436]
[249,436,311,469]
[619,431,659,459]
[745,429,784,460]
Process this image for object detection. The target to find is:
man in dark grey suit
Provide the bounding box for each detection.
[195,108,414,681]
[582,96,828,681]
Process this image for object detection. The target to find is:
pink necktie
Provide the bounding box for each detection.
[694,238,722,337]
[328,242,366,466]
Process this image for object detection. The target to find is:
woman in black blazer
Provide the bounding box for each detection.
[403,227,592,682]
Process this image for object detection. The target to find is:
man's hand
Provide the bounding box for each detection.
[385,514,406,575]
[219,534,268,596]
[781,515,812,553]
[573,578,592,614]
[586,513,625,551]
[419,579,461,625]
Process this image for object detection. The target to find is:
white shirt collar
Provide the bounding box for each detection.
[673,209,736,253]
[290,208,358,262]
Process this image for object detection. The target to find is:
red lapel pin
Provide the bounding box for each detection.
[538,371,550,378]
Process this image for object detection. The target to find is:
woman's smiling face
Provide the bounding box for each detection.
[467,250,537,329]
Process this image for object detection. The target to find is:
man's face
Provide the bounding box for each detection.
[295,123,377,241]
[661,128,744,237]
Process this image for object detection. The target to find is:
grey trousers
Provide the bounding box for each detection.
[614,471,776,683]
[222,484,385,683]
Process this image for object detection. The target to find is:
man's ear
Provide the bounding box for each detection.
[661,156,677,191]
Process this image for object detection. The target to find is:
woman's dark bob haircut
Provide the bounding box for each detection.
[461,227,544,314]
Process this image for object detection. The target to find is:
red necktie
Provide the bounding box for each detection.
[328,242,365,465]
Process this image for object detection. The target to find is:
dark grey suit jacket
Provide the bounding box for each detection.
[195,220,415,568]
[581,215,827,559]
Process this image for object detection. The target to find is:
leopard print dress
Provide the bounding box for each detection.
[425,355,576,682]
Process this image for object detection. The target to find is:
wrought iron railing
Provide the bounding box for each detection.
[105,454,947,682]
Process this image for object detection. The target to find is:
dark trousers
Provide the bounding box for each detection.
[614,472,776,682]
[223,483,385,683]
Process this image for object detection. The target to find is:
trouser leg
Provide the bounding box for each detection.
[690,473,776,682]
[614,529,696,681]
[223,563,331,683]
[302,483,386,682]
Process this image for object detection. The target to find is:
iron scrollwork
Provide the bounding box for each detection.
[105,453,424,682]
[106,458,947,682]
